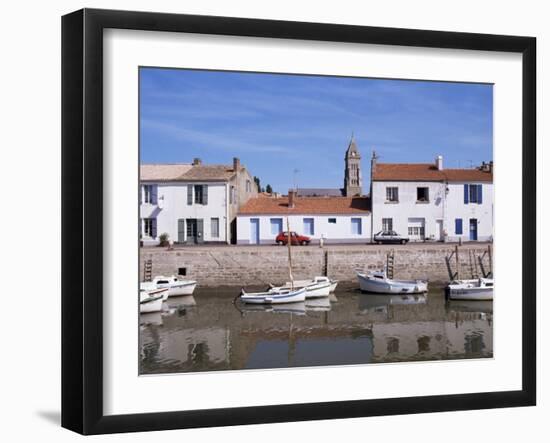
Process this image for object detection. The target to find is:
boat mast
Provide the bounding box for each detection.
[286,216,294,289]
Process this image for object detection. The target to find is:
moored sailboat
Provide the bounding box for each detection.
[269,276,332,298]
[240,216,305,305]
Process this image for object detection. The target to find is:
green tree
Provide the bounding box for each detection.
[253,176,261,192]
[266,184,273,194]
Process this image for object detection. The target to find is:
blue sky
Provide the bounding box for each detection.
[140,68,493,193]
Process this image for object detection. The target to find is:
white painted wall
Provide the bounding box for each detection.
[140,182,229,244]
[372,181,446,241]
[237,214,371,244]
[372,181,493,242]
[445,182,494,242]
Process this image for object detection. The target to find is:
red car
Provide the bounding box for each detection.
[275,231,311,246]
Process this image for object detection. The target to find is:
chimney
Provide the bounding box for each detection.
[233,157,241,172]
[371,151,378,171]
[192,158,202,166]
[435,155,443,170]
[288,189,296,208]
[479,161,493,173]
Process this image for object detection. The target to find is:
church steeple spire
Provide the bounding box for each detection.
[344,136,362,196]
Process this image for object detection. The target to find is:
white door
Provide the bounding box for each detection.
[250,218,260,244]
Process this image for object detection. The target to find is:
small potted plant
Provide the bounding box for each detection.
[159,232,170,247]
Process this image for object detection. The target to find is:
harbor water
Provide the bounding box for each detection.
[140,286,493,374]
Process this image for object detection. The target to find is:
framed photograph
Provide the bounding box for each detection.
[62,8,536,435]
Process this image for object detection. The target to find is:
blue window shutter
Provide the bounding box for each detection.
[152,219,157,238]
[187,185,193,205]
[151,185,158,205]
[477,184,482,204]
[455,218,463,235]
[464,184,469,204]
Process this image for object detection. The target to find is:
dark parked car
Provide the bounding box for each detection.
[275,231,311,246]
[373,230,409,244]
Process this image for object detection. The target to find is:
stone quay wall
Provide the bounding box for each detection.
[140,243,493,287]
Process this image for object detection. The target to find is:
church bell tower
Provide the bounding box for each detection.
[344,136,362,196]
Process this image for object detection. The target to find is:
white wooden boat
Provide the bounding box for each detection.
[242,218,308,305]
[240,287,307,304]
[141,275,197,297]
[140,285,170,301]
[269,276,333,298]
[139,291,164,313]
[356,269,428,294]
[445,278,493,301]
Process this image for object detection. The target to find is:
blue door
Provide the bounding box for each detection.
[270,218,283,236]
[303,218,314,236]
[250,218,260,244]
[469,218,478,241]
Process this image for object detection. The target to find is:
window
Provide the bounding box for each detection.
[303,218,314,235]
[386,187,398,202]
[211,218,219,238]
[270,218,283,235]
[194,185,209,204]
[246,180,251,192]
[143,218,157,238]
[229,186,237,204]
[328,218,337,224]
[351,218,362,235]
[417,187,429,202]
[382,218,393,231]
[455,218,463,235]
[143,184,157,204]
[464,184,483,204]
[469,185,478,203]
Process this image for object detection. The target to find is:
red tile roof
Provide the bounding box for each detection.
[372,163,493,182]
[239,196,370,215]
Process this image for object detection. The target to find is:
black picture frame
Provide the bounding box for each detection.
[62,8,536,435]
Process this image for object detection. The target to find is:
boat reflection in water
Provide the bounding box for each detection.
[139,286,493,374]
[358,293,427,314]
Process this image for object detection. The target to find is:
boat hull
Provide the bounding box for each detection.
[139,294,163,313]
[164,281,197,296]
[357,272,428,294]
[445,278,494,301]
[241,287,306,304]
[140,286,169,301]
[446,287,493,301]
[141,278,197,297]
[275,277,333,298]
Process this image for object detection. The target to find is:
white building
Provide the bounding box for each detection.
[140,158,257,245]
[237,190,371,244]
[371,154,493,242]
